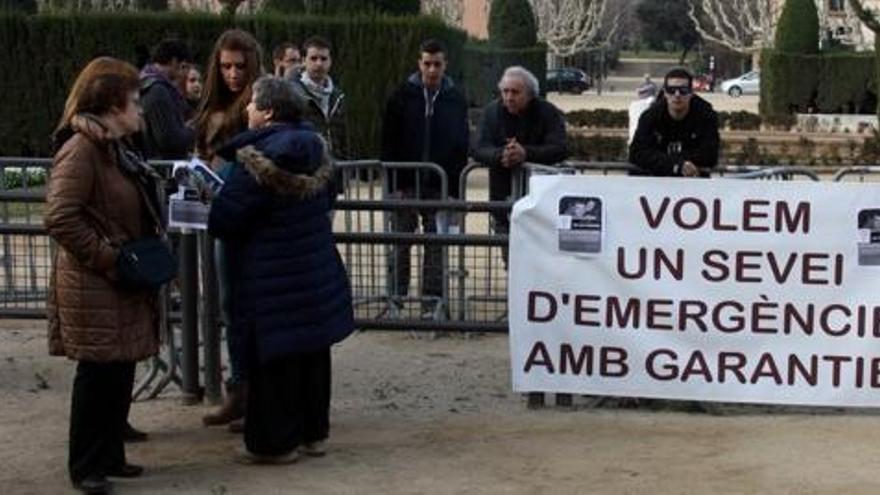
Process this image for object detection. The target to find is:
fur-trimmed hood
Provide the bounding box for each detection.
[219,122,333,198]
[237,144,333,198]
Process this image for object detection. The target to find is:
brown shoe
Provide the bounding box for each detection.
[203,382,247,426]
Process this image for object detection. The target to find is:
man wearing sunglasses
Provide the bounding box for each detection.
[629,67,719,178]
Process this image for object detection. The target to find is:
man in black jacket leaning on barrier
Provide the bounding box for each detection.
[381,39,469,318]
[629,67,720,177]
[473,65,568,265]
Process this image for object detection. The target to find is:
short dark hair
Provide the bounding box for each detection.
[272,42,298,61]
[252,75,304,124]
[151,39,191,65]
[419,39,447,56]
[302,36,331,53]
[664,67,693,88]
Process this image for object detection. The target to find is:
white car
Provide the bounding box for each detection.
[720,71,760,97]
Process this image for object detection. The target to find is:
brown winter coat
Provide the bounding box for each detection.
[45,115,160,362]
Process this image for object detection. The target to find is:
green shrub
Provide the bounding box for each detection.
[725,111,762,131]
[759,50,820,118]
[263,0,419,15]
[487,0,537,48]
[0,0,36,12]
[816,52,875,113]
[0,12,465,157]
[1,168,47,189]
[567,133,628,161]
[565,109,628,129]
[774,0,819,54]
[462,41,546,107]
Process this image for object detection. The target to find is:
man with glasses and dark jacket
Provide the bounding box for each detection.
[629,67,719,178]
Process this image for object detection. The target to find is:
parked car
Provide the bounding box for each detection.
[720,71,760,97]
[546,68,592,94]
[693,74,714,93]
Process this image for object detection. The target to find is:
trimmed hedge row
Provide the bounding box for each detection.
[565,109,775,131]
[760,50,876,118]
[566,133,880,166]
[0,12,466,157]
[462,42,547,107]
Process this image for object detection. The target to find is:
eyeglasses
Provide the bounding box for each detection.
[664,85,693,96]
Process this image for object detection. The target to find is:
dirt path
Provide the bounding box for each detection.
[2,320,879,494]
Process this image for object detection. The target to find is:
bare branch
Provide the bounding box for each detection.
[848,0,880,33]
[687,0,780,55]
[529,0,619,58]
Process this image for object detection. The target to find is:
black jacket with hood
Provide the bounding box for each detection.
[628,94,720,177]
[381,73,469,198]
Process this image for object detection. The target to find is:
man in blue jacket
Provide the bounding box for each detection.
[381,39,469,319]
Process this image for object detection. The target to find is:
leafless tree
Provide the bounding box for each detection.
[529,0,622,60]
[687,0,780,66]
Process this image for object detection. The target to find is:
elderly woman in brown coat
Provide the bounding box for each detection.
[46,56,166,495]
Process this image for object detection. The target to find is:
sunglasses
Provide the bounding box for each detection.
[664,85,693,96]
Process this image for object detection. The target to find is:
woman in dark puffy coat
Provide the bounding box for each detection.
[208,75,354,463]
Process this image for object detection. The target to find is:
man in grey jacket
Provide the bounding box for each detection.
[139,39,194,159]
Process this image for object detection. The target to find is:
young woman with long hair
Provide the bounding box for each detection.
[194,29,264,430]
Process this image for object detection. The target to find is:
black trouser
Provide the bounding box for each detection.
[389,190,443,305]
[489,165,514,266]
[69,360,135,483]
[245,347,331,457]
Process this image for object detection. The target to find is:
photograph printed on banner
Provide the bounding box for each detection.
[857,208,880,265]
[557,196,603,254]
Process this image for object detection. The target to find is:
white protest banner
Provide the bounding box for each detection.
[509,175,880,407]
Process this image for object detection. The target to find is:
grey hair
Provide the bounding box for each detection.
[498,66,540,97]
[252,75,304,123]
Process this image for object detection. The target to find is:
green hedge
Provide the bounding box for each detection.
[0,12,466,157]
[462,42,546,107]
[568,134,628,161]
[816,52,876,113]
[774,0,819,55]
[565,109,772,132]
[263,0,420,15]
[487,0,537,48]
[760,49,877,119]
[759,50,820,117]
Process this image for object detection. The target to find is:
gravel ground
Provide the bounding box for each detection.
[3,320,880,494]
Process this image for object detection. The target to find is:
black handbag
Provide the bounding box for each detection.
[116,237,178,290]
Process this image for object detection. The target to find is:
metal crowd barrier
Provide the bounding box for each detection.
[1,157,876,405]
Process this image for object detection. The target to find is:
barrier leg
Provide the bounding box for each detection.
[179,232,201,404]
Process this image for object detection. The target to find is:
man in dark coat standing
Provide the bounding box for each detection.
[473,65,568,264]
[139,39,194,159]
[381,39,469,318]
[629,67,720,177]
